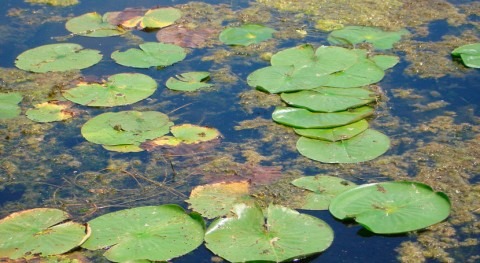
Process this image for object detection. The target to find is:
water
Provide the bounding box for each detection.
[0,0,479,262]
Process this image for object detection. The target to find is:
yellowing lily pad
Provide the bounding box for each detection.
[166,72,213,92]
[111,42,186,68]
[187,181,252,219]
[15,43,102,73]
[171,124,221,144]
[0,208,90,260]
[65,12,127,37]
[0,93,22,120]
[25,0,79,6]
[119,7,182,29]
[26,101,74,123]
[63,73,157,107]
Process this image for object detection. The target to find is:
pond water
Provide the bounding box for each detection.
[0,0,479,262]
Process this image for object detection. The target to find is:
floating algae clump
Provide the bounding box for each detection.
[256,0,466,31]
[25,0,79,6]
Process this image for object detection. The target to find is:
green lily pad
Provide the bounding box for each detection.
[247,65,329,94]
[272,106,373,129]
[324,58,385,88]
[65,12,127,37]
[102,144,144,153]
[15,43,102,73]
[26,101,74,123]
[81,205,205,262]
[296,129,390,163]
[294,119,369,141]
[205,203,334,262]
[0,93,22,120]
[0,208,89,259]
[291,175,357,210]
[111,42,186,68]
[81,111,173,146]
[166,72,213,92]
[371,55,400,70]
[280,87,376,112]
[186,181,252,219]
[328,26,409,50]
[219,24,276,46]
[63,73,157,107]
[329,181,451,234]
[119,7,182,29]
[171,124,221,143]
[452,43,480,68]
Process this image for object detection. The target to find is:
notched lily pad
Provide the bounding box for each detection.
[219,24,276,46]
[0,208,90,260]
[280,87,376,112]
[328,26,409,50]
[66,12,127,37]
[294,119,369,141]
[111,42,186,68]
[205,203,334,262]
[292,175,357,210]
[187,181,252,219]
[452,43,480,68]
[117,7,182,29]
[63,73,157,107]
[296,129,390,163]
[26,101,74,123]
[272,106,373,129]
[15,43,102,73]
[166,72,213,92]
[81,111,173,147]
[81,205,205,262]
[329,181,451,234]
[0,92,22,120]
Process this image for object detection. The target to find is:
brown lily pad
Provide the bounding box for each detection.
[156,25,219,48]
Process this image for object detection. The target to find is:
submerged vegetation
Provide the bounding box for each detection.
[0,0,479,262]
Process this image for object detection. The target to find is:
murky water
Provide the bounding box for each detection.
[0,0,479,262]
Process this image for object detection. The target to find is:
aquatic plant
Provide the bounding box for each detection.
[15,43,102,73]
[451,43,480,68]
[0,208,89,259]
[328,26,409,50]
[294,119,369,141]
[329,181,451,234]
[0,92,22,120]
[219,24,276,46]
[166,71,213,91]
[108,7,182,29]
[26,101,74,122]
[63,73,157,107]
[111,42,186,68]
[65,12,127,37]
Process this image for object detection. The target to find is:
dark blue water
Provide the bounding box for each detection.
[0,0,479,262]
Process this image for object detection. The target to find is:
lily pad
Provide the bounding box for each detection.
[205,203,334,262]
[25,0,78,6]
[15,43,102,73]
[280,87,376,112]
[291,175,357,210]
[171,124,221,143]
[81,111,173,146]
[247,65,330,94]
[0,208,90,259]
[371,54,400,70]
[452,43,480,68]
[156,25,219,48]
[102,144,144,153]
[324,58,385,88]
[328,26,409,50]
[65,12,127,37]
[186,181,252,219]
[219,24,276,46]
[272,106,373,129]
[63,73,157,107]
[296,129,390,163]
[329,181,451,234]
[26,101,74,123]
[119,7,182,29]
[166,72,213,92]
[0,93,22,120]
[111,42,186,68]
[294,119,369,141]
[81,205,205,262]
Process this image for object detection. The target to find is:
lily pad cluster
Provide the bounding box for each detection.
[328,26,409,50]
[248,44,396,163]
[452,43,480,68]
